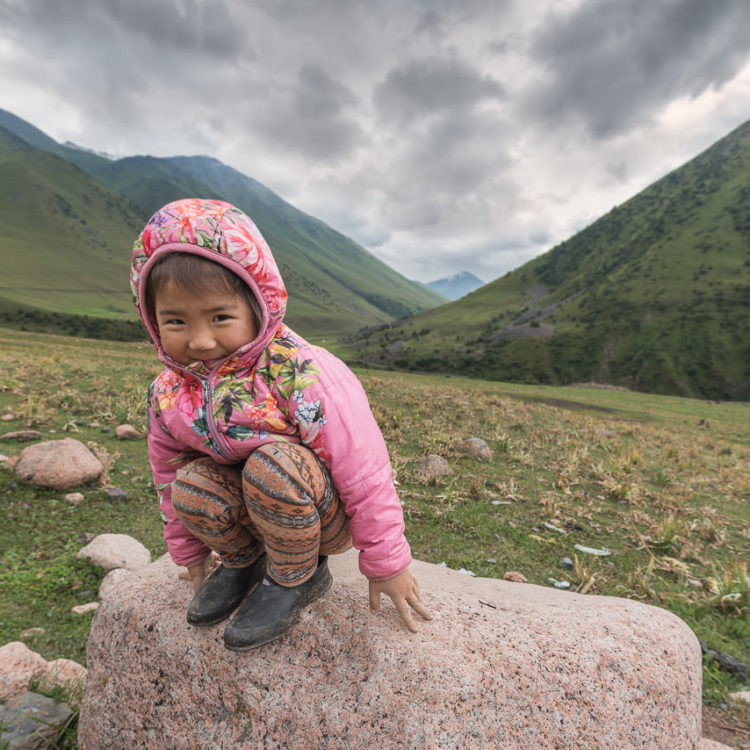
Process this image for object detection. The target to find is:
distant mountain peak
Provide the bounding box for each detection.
[425,270,485,300]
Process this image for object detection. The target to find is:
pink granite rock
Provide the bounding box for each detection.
[0,642,49,700]
[37,659,87,702]
[416,453,452,478]
[115,424,141,440]
[78,550,704,749]
[14,438,103,489]
[76,533,151,571]
[455,436,493,461]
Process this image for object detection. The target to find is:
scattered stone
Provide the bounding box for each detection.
[78,550,704,749]
[0,691,74,749]
[715,651,748,682]
[1,413,14,421]
[457,568,476,576]
[490,500,511,506]
[0,453,9,466]
[454,436,493,461]
[20,628,45,638]
[543,521,567,534]
[37,658,87,701]
[98,568,133,600]
[77,533,151,571]
[71,602,100,615]
[485,558,497,565]
[100,426,112,433]
[89,422,100,428]
[548,578,572,589]
[77,532,96,545]
[686,577,703,588]
[7,480,19,490]
[115,424,141,440]
[503,571,528,583]
[103,487,130,502]
[65,492,85,505]
[0,430,42,442]
[574,543,612,557]
[0,642,48,700]
[14,438,104,489]
[730,691,750,705]
[559,557,574,570]
[416,454,452,479]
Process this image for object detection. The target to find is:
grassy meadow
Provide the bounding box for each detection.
[0,327,748,712]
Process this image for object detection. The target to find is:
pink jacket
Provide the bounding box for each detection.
[131,198,411,580]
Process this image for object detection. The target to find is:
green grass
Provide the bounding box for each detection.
[0,328,748,712]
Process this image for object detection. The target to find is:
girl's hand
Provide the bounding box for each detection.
[369,567,432,632]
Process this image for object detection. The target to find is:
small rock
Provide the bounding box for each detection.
[686,577,703,588]
[454,437,493,462]
[14,438,104,489]
[77,533,151,571]
[7,480,19,490]
[0,642,48,700]
[1,413,14,421]
[77,532,97,545]
[98,568,133,600]
[730,691,750,705]
[89,421,100,428]
[573,544,611,557]
[71,602,99,615]
[551,579,571,589]
[101,426,112,433]
[0,691,74,748]
[20,627,45,638]
[457,568,475,576]
[416,454,452,479]
[0,430,42,442]
[104,487,130,502]
[37,658,87,701]
[65,492,85,505]
[503,571,528,583]
[115,424,141,440]
[543,521,567,534]
[559,557,574,570]
[485,558,497,565]
[715,651,748,681]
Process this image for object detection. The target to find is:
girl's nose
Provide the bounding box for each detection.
[189,328,216,351]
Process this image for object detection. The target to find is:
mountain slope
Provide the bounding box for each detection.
[0,110,444,337]
[344,120,750,400]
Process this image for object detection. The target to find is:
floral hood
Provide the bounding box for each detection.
[130,198,287,370]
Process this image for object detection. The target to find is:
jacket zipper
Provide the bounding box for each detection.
[202,371,241,462]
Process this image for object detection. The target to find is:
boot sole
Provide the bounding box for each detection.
[224,567,332,652]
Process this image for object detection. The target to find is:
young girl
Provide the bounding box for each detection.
[131,198,431,650]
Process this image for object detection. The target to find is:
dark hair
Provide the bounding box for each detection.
[145,253,261,327]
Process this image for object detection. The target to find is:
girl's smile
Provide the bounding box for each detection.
[155,280,258,366]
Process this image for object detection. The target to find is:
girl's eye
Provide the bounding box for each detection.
[165,318,184,326]
[213,314,231,322]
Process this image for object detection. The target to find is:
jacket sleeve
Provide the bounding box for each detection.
[147,389,210,568]
[280,352,412,580]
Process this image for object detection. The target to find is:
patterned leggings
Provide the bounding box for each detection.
[171,443,352,586]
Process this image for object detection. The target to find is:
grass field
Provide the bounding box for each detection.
[0,328,748,723]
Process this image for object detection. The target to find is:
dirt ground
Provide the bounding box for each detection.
[703,703,750,749]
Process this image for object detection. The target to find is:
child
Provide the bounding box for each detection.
[131,198,431,650]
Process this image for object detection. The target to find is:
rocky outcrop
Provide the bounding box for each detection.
[79,550,705,749]
[76,533,151,571]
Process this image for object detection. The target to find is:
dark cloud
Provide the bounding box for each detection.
[527,0,750,137]
[0,0,247,60]
[255,64,363,161]
[374,56,506,123]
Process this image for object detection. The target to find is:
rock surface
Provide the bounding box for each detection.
[0,642,48,700]
[79,550,704,749]
[76,533,151,571]
[98,568,133,600]
[0,430,42,442]
[0,691,74,749]
[13,438,103,489]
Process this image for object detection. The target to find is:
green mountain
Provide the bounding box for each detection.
[0,109,444,337]
[344,120,750,400]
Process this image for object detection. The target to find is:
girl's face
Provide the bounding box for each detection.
[154,280,258,366]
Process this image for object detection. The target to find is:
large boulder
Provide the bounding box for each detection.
[78,550,706,749]
[76,533,151,571]
[14,438,103,489]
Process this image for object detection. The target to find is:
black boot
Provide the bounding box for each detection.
[223,557,332,651]
[187,554,267,626]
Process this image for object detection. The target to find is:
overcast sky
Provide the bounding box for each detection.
[2,0,750,284]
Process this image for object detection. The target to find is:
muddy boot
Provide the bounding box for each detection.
[187,554,267,626]
[223,557,332,651]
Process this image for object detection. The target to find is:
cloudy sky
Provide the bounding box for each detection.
[2,0,750,284]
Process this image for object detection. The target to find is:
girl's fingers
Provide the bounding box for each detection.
[407,594,433,621]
